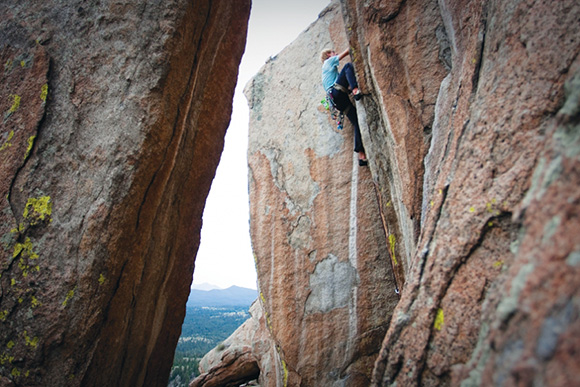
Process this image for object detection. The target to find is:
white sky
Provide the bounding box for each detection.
[192,0,331,290]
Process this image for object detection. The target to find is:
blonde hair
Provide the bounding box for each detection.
[320,49,333,63]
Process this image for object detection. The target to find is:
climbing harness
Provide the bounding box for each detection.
[323,83,351,131]
[332,83,349,94]
[322,93,344,131]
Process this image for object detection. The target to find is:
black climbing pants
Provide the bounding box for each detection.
[329,87,365,154]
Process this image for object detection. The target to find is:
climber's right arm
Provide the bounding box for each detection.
[337,48,350,61]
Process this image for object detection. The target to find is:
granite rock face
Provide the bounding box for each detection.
[0,1,249,385]
[246,3,399,386]
[341,0,580,385]
[236,0,579,385]
[341,0,450,282]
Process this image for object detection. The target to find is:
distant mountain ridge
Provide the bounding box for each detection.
[191,282,223,291]
[186,285,258,308]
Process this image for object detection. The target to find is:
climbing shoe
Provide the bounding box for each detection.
[353,90,362,101]
[359,158,368,166]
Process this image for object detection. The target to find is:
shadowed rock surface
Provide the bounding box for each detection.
[0,0,249,385]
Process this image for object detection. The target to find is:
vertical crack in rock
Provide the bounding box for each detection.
[420,212,517,384]
[435,24,452,72]
[118,3,219,383]
[348,153,359,270]
[416,185,449,284]
[135,3,214,231]
[470,7,488,100]
[346,152,359,368]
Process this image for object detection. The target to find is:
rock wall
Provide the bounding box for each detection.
[245,3,399,386]
[0,1,249,385]
[235,0,580,386]
[342,0,450,280]
[341,0,580,385]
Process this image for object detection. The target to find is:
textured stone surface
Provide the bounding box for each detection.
[193,349,259,387]
[0,0,249,385]
[216,0,580,385]
[246,3,399,386]
[340,0,450,279]
[192,301,279,387]
[340,0,580,385]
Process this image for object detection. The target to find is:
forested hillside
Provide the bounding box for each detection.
[168,287,256,387]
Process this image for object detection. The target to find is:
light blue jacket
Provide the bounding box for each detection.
[321,55,340,92]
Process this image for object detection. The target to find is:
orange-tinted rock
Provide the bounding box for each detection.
[160,0,578,385]
[238,0,580,385]
[246,3,399,386]
[0,1,250,385]
[341,0,580,385]
[341,0,450,278]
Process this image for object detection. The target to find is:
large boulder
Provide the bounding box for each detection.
[191,301,279,387]
[0,0,250,385]
[246,3,399,386]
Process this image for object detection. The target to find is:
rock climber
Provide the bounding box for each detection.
[321,47,368,166]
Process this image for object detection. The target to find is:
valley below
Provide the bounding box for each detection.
[168,286,257,387]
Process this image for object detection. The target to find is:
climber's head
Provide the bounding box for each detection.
[320,49,335,63]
